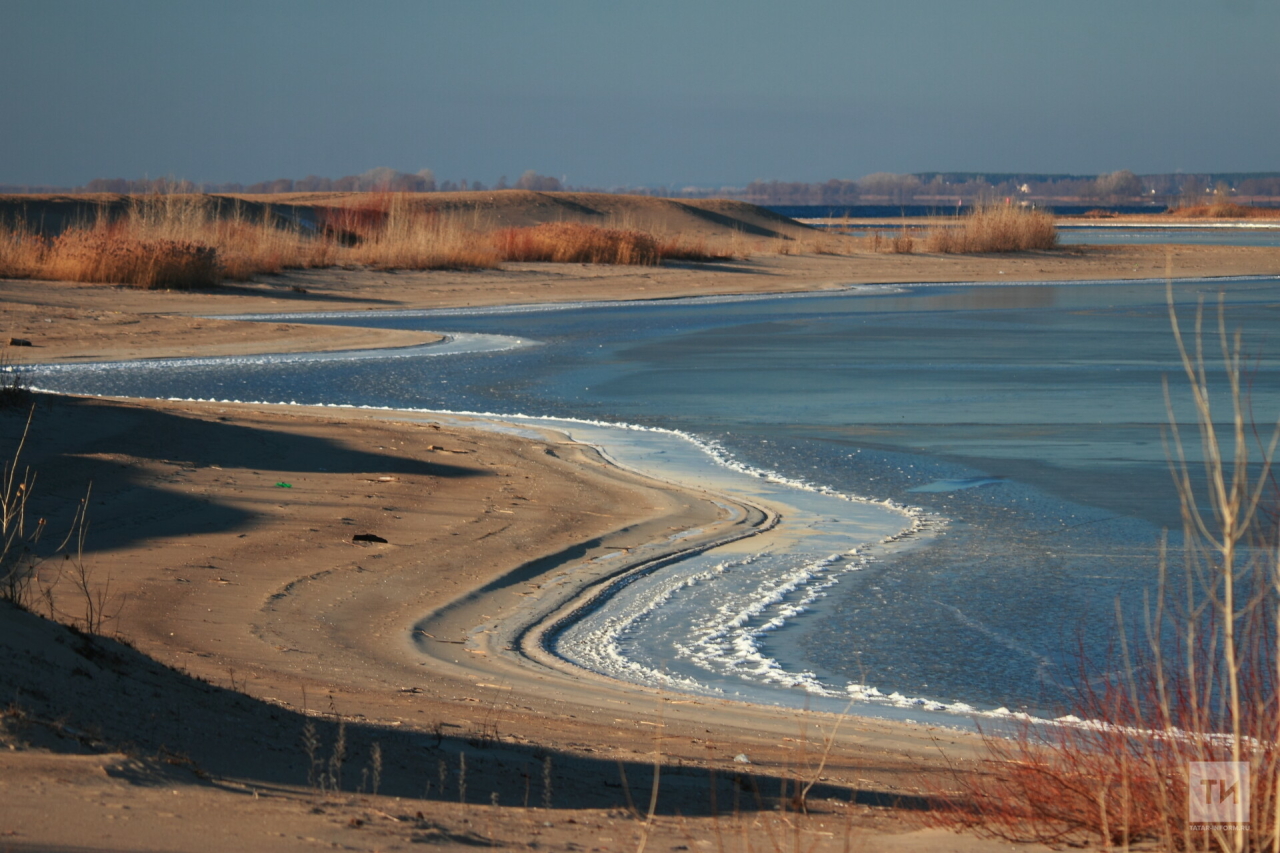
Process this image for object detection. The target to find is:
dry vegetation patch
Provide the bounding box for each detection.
[0,193,754,286]
[493,221,662,265]
[43,231,219,289]
[924,204,1058,253]
[1168,202,1280,219]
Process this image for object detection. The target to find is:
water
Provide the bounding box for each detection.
[764,204,1172,219]
[1056,224,1280,247]
[764,203,1280,247]
[816,226,1280,247]
[21,277,1280,720]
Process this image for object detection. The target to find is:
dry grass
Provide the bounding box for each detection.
[42,230,218,290]
[1169,202,1280,220]
[864,229,919,254]
[347,195,499,271]
[493,222,661,265]
[0,193,758,286]
[492,222,737,265]
[0,224,43,280]
[655,234,737,262]
[928,292,1280,850]
[0,194,500,286]
[753,229,852,257]
[924,204,1057,253]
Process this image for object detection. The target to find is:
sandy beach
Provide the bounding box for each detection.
[2,233,1278,851]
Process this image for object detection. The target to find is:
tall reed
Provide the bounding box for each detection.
[42,230,219,290]
[351,195,500,270]
[0,222,44,280]
[925,204,1058,253]
[1169,203,1280,220]
[0,193,749,286]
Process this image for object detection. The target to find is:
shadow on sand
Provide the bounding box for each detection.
[0,601,934,818]
[0,395,481,553]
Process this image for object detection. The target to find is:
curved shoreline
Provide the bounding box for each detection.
[15,260,1280,849]
[517,493,777,679]
[30,273,1277,720]
[406,426,779,694]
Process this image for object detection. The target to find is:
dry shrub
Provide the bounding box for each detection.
[925,204,1058,253]
[930,293,1280,851]
[1170,203,1280,220]
[937,625,1280,850]
[44,230,218,289]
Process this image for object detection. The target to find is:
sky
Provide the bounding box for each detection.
[2,0,1277,188]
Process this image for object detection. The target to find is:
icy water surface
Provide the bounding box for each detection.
[24,277,1280,718]
[1056,224,1280,247]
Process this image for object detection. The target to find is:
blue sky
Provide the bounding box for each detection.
[2,0,1276,187]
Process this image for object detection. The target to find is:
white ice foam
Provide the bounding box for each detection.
[11,331,534,373]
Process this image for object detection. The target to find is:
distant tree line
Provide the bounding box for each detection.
[742,171,1280,205]
[4,169,1279,203]
[0,168,570,196]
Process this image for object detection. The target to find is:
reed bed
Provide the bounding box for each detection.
[493,222,662,265]
[929,294,1280,851]
[0,195,340,287]
[0,223,43,280]
[493,222,739,265]
[924,204,1058,253]
[1169,202,1280,220]
[0,194,748,287]
[42,231,219,289]
[347,195,500,271]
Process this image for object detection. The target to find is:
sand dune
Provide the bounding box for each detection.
[0,190,815,242]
